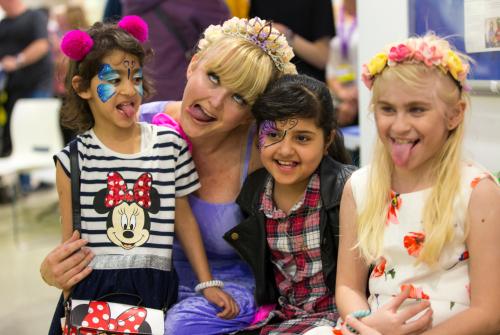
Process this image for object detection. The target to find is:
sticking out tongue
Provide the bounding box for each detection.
[189,106,215,122]
[391,142,414,166]
[119,104,135,118]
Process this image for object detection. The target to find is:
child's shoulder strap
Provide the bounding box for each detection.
[69,139,81,231]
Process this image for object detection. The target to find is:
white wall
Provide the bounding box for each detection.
[357,0,500,173]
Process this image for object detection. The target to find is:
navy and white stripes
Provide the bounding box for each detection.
[54,123,199,270]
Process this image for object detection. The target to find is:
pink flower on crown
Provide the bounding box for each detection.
[413,42,443,66]
[457,63,469,84]
[388,44,412,65]
[361,64,373,89]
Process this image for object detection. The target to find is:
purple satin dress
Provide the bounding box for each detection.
[140,102,256,335]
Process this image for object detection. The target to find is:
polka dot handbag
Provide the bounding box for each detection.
[63,296,165,335]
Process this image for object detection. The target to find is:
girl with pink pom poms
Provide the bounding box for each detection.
[48,15,239,335]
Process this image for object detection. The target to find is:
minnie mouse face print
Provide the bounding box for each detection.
[107,202,150,250]
[93,172,160,250]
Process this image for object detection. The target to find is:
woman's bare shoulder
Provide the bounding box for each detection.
[165,101,182,120]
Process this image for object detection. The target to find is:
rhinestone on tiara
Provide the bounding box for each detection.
[198,17,295,73]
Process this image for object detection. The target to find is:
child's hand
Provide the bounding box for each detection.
[202,287,240,319]
[342,315,382,335]
[361,288,433,335]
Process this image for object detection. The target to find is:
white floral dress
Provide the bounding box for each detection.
[350,161,496,326]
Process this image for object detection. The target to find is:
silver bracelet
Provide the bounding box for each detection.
[194,279,224,293]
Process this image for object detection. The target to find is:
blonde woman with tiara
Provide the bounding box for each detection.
[334,34,500,334]
[41,17,297,335]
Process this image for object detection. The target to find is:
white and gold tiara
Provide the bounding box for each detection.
[198,17,295,74]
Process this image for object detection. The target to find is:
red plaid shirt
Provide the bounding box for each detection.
[260,173,336,320]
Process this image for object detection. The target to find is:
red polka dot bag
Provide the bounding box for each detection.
[64,298,165,335]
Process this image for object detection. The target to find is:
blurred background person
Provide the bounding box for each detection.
[326,0,358,127]
[48,3,89,144]
[122,0,230,101]
[102,0,122,21]
[49,4,89,98]
[0,0,53,158]
[249,0,335,82]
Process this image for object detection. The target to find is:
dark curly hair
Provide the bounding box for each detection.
[61,20,154,133]
[252,74,351,164]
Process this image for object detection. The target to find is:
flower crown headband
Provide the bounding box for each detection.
[361,35,470,90]
[198,17,295,73]
[60,15,149,61]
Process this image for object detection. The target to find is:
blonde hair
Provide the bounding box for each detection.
[194,17,297,107]
[357,36,471,265]
[196,36,296,106]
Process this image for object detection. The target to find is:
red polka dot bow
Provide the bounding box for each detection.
[104,172,153,209]
[79,301,148,334]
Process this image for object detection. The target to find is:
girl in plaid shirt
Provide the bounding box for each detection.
[225,74,355,335]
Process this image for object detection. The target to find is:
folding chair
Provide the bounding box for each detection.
[0,98,63,243]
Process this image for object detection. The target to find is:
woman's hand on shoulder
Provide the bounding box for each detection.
[362,288,433,335]
[202,287,240,319]
[40,230,94,291]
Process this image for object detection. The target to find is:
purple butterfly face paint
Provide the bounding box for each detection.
[258,118,298,149]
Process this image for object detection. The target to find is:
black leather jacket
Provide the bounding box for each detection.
[223,156,356,305]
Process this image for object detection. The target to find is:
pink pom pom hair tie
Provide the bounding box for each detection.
[60,30,94,61]
[118,15,149,43]
[60,15,149,62]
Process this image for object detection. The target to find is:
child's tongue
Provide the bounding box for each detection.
[119,104,135,118]
[391,142,413,166]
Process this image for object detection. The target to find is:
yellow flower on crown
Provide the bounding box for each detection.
[367,53,388,76]
[445,50,464,81]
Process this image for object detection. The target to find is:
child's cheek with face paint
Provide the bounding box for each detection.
[97,64,118,103]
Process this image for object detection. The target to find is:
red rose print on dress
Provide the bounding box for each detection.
[470,173,490,189]
[387,191,402,225]
[371,257,387,277]
[404,231,426,257]
[459,250,469,261]
[371,256,396,280]
[401,284,429,300]
[446,250,470,270]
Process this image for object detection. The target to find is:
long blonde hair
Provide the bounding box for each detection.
[357,36,471,265]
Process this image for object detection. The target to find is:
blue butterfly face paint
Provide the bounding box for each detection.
[97,64,118,103]
[95,60,144,102]
[133,68,144,97]
[258,118,298,149]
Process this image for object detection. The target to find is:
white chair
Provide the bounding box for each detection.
[0,98,64,242]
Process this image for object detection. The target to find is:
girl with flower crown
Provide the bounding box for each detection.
[332,33,500,334]
[42,16,298,335]
[47,16,239,334]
